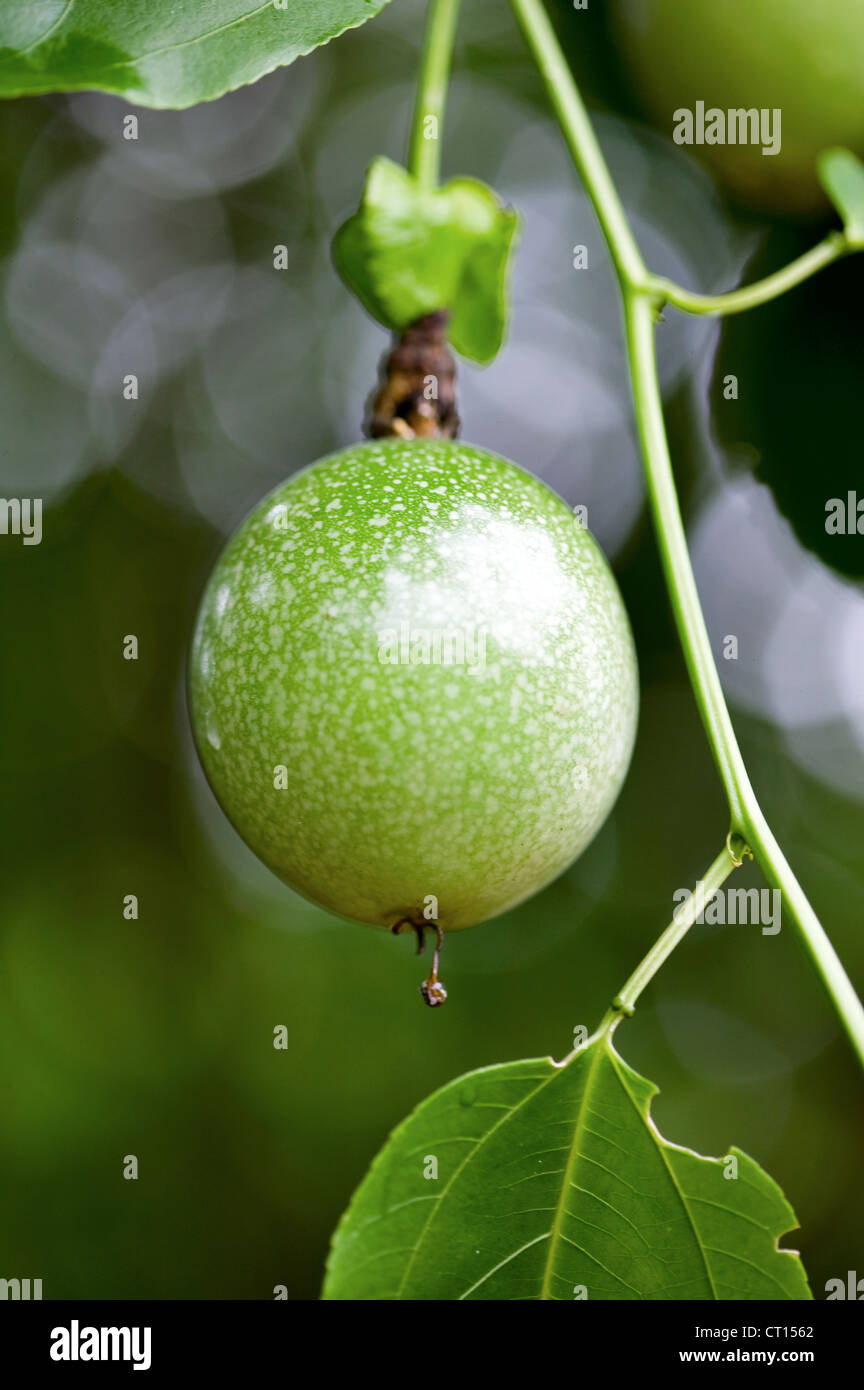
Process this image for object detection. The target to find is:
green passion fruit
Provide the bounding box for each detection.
[612,0,864,215]
[189,439,638,970]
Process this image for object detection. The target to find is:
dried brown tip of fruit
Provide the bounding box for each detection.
[420,976,448,1007]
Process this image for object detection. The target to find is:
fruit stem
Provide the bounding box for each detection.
[409,0,461,190]
[372,3,463,441]
[509,0,864,1069]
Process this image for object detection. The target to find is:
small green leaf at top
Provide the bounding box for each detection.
[322,1033,811,1301]
[818,148,864,248]
[333,156,519,364]
[0,1,396,109]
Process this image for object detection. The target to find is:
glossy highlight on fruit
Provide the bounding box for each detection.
[612,0,864,214]
[189,440,638,932]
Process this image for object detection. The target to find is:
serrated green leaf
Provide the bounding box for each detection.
[333,156,519,363]
[818,148,864,247]
[0,0,395,109]
[323,1034,811,1300]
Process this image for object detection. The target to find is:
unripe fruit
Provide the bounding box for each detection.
[612,0,864,215]
[189,440,638,938]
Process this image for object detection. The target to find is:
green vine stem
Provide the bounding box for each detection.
[408,0,461,188]
[626,295,864,1063]
[650,232,849,317]
[507,0,645,290]
[597,844,739,1037]
[509,0,864,1067]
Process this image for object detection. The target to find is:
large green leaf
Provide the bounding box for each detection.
[323,1033,811,1300]
[0,0,395,109]
[333,156,519,364]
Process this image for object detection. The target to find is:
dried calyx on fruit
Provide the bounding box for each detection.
[368,311,459,441]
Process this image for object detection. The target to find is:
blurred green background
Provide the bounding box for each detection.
[0,0,862,1299]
